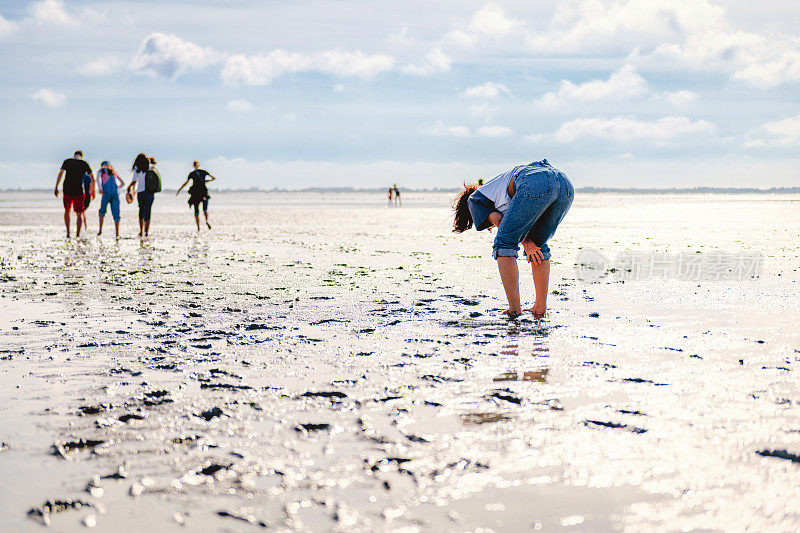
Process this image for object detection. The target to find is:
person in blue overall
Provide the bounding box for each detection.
[452,159,574,319]
[96,161,125,239]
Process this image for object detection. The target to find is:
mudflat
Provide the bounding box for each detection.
[1,191,799,531]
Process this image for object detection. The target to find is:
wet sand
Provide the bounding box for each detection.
[1,191,799,531]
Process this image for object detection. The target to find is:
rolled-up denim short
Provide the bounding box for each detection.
[493,160,574,260]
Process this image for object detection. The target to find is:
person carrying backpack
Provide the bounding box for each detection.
[126,154,161,238]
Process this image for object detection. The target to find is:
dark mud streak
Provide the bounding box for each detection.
[756,449,800,463]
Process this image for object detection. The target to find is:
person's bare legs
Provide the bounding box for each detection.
[144,220,150,237]
[114,220,119,239]
[98,215,104,235]
[64,208,71,238]
[138,218,143,237]
[526,259,550,319]
[204,209,211,229]
[194,215,200,231]
[76,211,83,238]
[497,256,522,317]
[81,212,88,232]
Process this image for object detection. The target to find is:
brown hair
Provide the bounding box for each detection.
[452,183,479,233]
[193,160,199,167]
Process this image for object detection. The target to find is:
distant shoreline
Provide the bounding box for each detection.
[2,186,799,194]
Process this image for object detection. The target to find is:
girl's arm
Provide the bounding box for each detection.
[95,171,102,194]
[205,173,216,182]
[487,211,503,227]
[176,179,190,195]
[114,171,125,189]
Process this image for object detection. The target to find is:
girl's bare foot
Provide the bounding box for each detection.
[524,302,547,320]
[503,308,522,319]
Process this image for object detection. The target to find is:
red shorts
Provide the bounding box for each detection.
[63,194,85,213]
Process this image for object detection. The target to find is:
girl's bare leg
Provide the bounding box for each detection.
[204,210,211,229]
[98,215,104,235]
[138,218,143,237]
[526,259,550,318]
[497,256,522,317]
[114,220,119,239]
[195,215,200,231]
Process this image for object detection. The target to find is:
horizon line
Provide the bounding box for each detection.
[2,186,800,194]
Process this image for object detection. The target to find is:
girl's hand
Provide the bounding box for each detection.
[522,239,543,265]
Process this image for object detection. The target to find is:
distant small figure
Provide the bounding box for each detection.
[387,186,394,207]
[96,161,125,239]
[478,179,484,186]
[393,184,401,206]
[177,160,216,231]
[54,150,93,238]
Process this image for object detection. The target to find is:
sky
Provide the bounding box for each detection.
[0,0,799,189]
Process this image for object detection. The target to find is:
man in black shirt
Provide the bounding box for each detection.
[55,150,93,238]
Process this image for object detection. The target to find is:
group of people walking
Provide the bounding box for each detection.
[54,150,217,239]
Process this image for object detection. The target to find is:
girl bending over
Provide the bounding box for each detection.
[452,159,573,319]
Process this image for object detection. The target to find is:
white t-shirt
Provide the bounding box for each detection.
[131,169,147,193]
[476,164,525,214]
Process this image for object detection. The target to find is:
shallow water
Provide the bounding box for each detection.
[1,191,799,531]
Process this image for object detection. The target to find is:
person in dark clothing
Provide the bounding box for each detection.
[54,150,93,238]
[81,170,95,232]
[176,160,216,231]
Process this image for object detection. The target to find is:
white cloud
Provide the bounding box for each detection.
[222,48,394,86]
[661,89,698,107]
[468,3,521,36]
[79,56,122,76]
[0,13,18,38]
[444,3,522,48]
[515,0,800,88]
[402,47,451,76]
[31,88,65,108]
[386,25,416,47]
[461,82,510,99]
[526,0,725,54]
[537,65,699,108]
[226,99,254,113]
[745,112,800,146]
[131,33,223,78]
[423,121,512,138]
[476,125,513,137]
[538,64,648,107]
[29,0,74,26]
[443,29,478,48]
[555,115,715,142]
[424,119,471,137]
[524,133,544,143]
[469,103,495,121]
